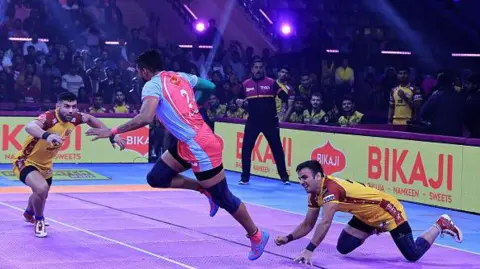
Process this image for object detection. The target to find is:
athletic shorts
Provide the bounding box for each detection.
[13,158,53,186]
[175,124,224,174]
[15,166,52,187]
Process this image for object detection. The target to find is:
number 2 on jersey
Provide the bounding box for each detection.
[180,89,193,109]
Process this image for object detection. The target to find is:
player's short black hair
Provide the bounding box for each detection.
[251,56,264,67]
[279,65,290,73]
[136,49,164,72]
[296,160,324,177]
[94,93,103,98]
[397,66,410,73]
[311,92,323,99]
[57,91,77,102]
[342,94,355,103]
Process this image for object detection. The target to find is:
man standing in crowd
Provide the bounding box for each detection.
[464,73,480,138]
[388,67,423,125]
[420,73,465,137]
[237,58,290,185]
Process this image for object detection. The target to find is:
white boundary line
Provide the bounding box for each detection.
[0,201,196,269]
[245,201,480,256]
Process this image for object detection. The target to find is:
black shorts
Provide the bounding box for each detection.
[348,216,376,234]
[19,166,53,187]
[168,143,223,181]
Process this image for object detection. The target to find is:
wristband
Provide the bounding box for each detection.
[41,132,51,140]
[286,234,294,242]
[306,242,317,252]
[109,135,115,144]
[111,127,119,136]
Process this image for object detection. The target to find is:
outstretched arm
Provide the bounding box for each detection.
[85,98,159,140]
[275,207,320,246]
[82,113,126,149]
[293,202,338,265]
[115,97,158,134]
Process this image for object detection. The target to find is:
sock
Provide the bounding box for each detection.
[25,209,34,216]
[35,215,44,221]
[247,227,259,237]
[433,224,442,234]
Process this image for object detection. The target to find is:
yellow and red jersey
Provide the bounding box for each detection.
[308,175,407,231]
[12,110,84,179]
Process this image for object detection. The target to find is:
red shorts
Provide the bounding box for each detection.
[177,125,223,173]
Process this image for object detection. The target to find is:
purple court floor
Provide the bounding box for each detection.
[0,190,479,269]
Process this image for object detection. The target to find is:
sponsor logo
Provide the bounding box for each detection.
[121,127,149,156]
[323,194,335,203]
[311,142,346,175]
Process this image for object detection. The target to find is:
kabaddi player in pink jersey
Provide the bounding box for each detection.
[86,50,269,260]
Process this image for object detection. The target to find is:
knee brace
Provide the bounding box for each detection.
[146,158,178,188]
[206,179,241,214]
[336,230,363,255]
[391,225,430,262]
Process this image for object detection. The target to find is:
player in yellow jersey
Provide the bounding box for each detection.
[388,67,423,125]
[13,92,125,238]
[275,160,463,265]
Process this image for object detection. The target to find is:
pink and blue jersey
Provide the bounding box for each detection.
[142,71,223,172]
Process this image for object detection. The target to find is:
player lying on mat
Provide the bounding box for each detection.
[12,92,126,238]
[85,49,269,261]
[275,160,463,265]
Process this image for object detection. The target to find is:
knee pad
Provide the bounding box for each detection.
[206,179,241,214]
[336,230,363,255]
[146,158,178,188]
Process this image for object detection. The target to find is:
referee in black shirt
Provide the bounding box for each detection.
[237,58,290,185]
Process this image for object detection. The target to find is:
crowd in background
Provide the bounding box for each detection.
[1,0,480,160]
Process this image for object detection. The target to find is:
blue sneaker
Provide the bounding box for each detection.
[248,229,269,261]
[202,190,219,217]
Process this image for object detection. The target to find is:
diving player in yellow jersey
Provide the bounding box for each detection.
[275,160,463,265]
[12,92,125,238]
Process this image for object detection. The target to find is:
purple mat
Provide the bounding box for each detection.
[0,191,478,269]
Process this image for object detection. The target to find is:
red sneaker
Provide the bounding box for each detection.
[23,211,35,224]
[435,214,463,243]
[247,229,269,260]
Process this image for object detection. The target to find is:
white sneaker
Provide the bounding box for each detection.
[35,220,47,238]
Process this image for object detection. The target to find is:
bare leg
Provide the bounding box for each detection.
[231,202,258,235]
[161,150,203,191]
[24,171,49,219]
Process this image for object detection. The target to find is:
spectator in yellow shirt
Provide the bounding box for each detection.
[388,67,423,125]
[284,96,305,123]
[303,92,329,125]
[226,100,246,119]
[110,90,133,113]
[87,93,107,113]
[206,94,227,122]
[335,59,354,87]
[338,95,364,127]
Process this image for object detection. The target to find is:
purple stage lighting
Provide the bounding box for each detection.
[280,23,292,36]
[195,22,206,32]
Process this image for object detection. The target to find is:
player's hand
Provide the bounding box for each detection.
[85,128,112,141]
[294,249,314,266]
[275,236,289,246]
[112,134,126,150]
[46,134,64,146]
